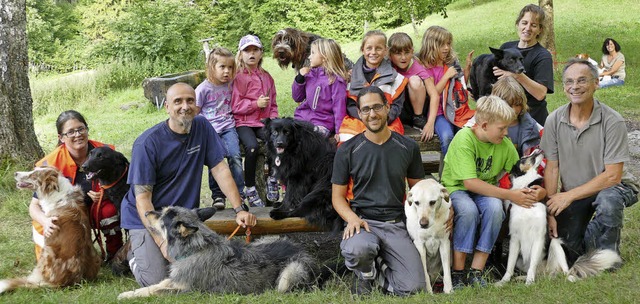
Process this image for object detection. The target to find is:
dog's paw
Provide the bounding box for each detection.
[117,290,137,300]
[0,279,9,294]
[494,280,507,287]
[269,209,288,220]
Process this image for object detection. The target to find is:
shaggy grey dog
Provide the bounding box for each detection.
[118,206,316,299]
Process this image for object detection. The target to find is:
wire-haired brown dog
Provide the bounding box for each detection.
[271,28,353,72]
[271,28,321,71]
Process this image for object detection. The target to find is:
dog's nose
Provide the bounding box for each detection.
[420,218,429,228]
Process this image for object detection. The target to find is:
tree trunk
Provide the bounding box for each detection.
[0,0,44,162]
[539,0,557,67]
[410,13,419,37]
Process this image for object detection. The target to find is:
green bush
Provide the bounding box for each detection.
[97,0,207,68]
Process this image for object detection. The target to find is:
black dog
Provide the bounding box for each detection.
[271,28,353,72]
[469,47,526,100]
[262,118,342,232]
[81,146,130,210]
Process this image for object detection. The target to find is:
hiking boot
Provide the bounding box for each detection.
[245,187,265,207]
[351,274,375,296]
[452,270,467,290]
[266,176,280,202]
[468,269,488,288]
[212,197,226,210]
[412,115,427,129]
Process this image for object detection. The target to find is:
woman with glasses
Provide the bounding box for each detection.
[29,110,123,263]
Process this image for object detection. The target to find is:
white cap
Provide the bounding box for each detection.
[238,35,263,51]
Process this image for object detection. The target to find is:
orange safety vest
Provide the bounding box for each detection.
[339,73,408,138]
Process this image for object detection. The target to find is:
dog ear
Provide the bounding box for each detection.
[42,170,59,194]
[489,47,504,58]
[406,190,413,206]
[196,207,217,222]
[177,221,199,237]
[440,187,450,203]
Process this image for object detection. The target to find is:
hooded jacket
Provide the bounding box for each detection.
[292,67,347,134]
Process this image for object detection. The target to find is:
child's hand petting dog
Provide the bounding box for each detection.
[509,188,538,208]
[528,185,547,202]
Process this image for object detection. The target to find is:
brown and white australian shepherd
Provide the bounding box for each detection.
[0,166,100,294]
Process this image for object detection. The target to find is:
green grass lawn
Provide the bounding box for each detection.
[1,0,639,302]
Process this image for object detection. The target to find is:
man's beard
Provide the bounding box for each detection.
[365,117,387,133]
[179,116,193,133]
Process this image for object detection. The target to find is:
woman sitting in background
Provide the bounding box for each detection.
[599,38,626,88]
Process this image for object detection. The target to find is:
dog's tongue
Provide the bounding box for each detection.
[276,147,285,154]
[16,182,31,189]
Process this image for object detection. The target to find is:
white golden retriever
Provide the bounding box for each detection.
[405,179,452,294]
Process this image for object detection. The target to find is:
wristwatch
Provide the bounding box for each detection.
[233,203,249,214]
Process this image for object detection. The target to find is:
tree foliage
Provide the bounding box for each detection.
[26,0,452,73]
[97,0,207,69]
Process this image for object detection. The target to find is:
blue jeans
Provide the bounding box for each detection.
[209,128,245,198]
[451,190,505,254]
[599,77,624,89]
[434,115,457,155]
[556,183,636,266]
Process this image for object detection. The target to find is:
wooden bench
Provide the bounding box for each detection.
[402,125,442,176]
[205,207,322,235]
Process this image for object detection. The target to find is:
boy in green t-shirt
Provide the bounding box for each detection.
[440,95,546,289]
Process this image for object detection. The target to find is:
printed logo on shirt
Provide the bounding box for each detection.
[187,145,201,155]
[476,155,493,174]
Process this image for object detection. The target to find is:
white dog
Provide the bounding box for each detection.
[405,179,452,294]
[497,150,621,286]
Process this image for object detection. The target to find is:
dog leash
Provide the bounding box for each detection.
[92,165,129,260]
[227,225,252,243]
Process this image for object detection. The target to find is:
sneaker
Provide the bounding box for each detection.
[212,197,225,210]
[412,115,427,129]
[351,274,375,296]
[245,187,265,207]
[266,176,280,202]
[468,269,488,288]
[452,270,467,290]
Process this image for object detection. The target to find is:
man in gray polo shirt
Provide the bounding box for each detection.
[541,58,638,266]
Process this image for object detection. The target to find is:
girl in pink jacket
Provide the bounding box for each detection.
[232,34,278,207]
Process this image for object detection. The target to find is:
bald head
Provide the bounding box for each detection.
[166,82,196,101]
